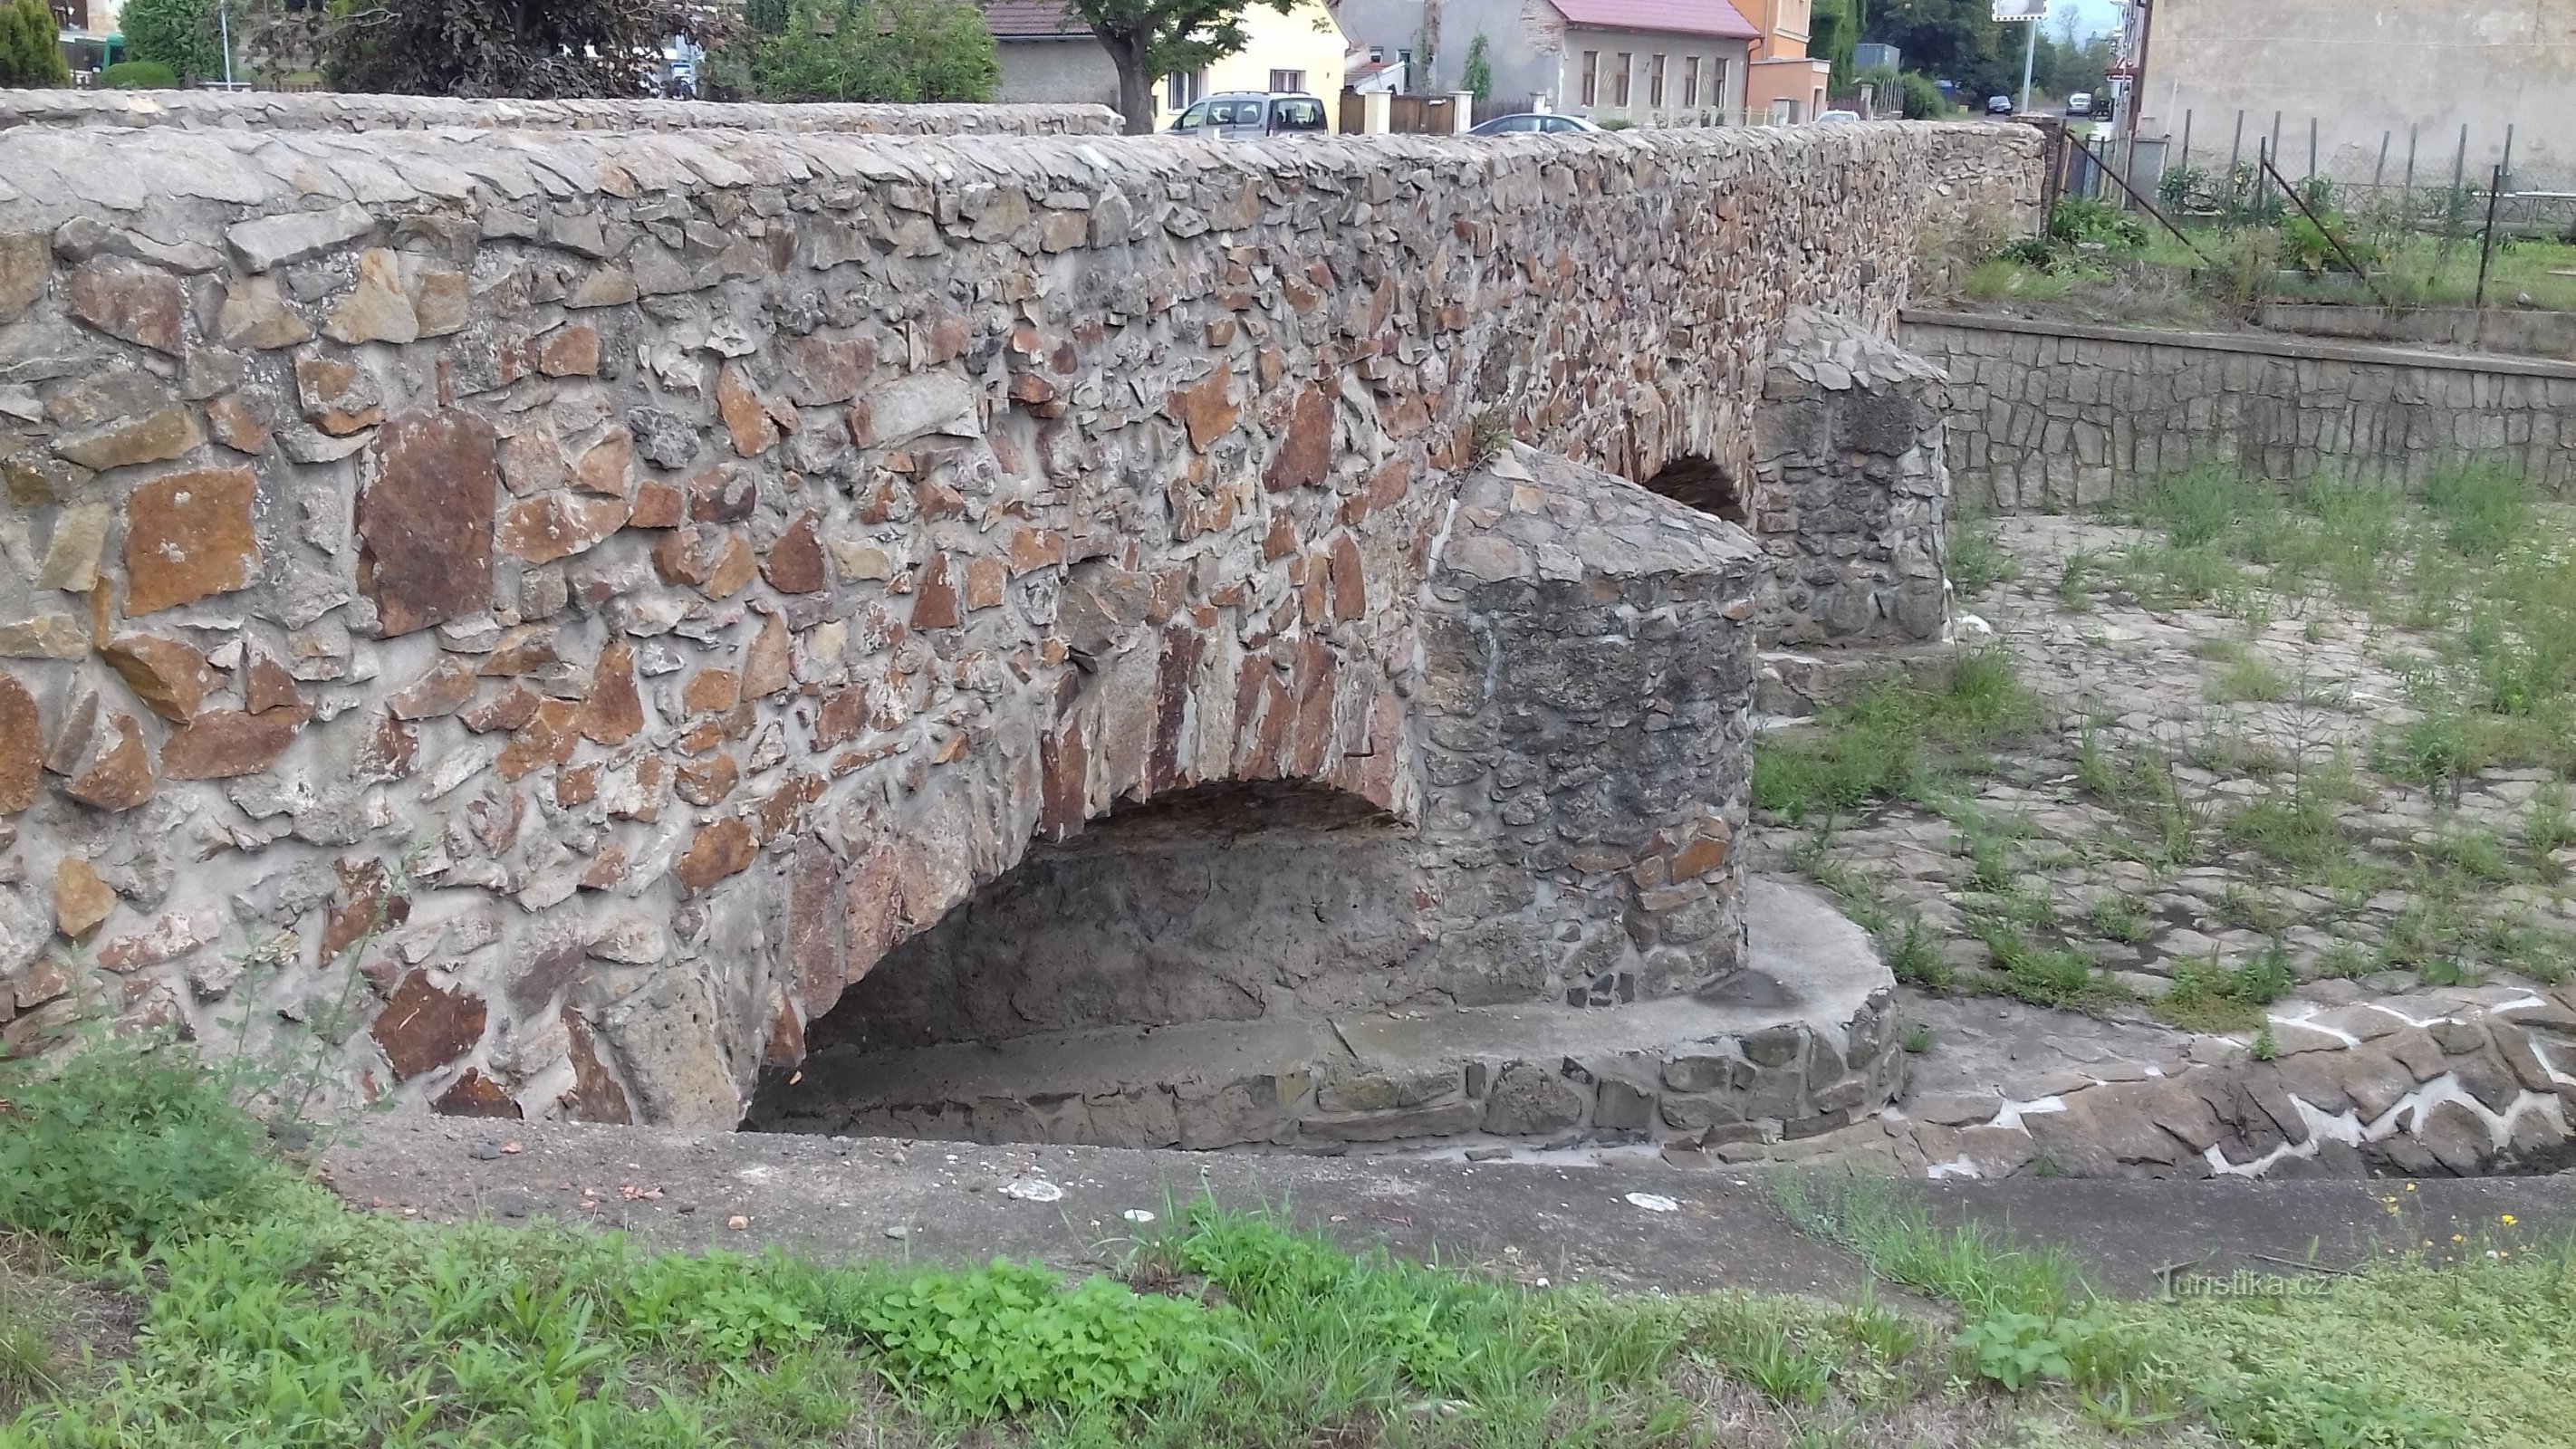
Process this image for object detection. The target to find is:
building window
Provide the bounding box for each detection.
[1648,54,1666,110]
[1165,71,1203,110]
[1683,56,1700,109]
[1613,53,1631,108]
[1712,58,1730,114]
[1269,69,1305,93]
[1580,50,1599,107]
[1398,47,1413,89]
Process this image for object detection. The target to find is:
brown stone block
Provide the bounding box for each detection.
[239,653,301,715]
[432,1068,522,1119]
[357,409,498,636]
[581,639,643,745]
[675,816,757,892]
[964,556,1008,612]
[740,613,792,699]
[53,858,114,939]
[561,1009,633,1124]
[387,656,478,720]
[358,711,416,781]
[498,492,625,565]
[62,710,154,811]
[205,393,271,456]
[478,625,561,677]
[716,362,777,456]
[812,684,869,749]
[627,478,682,527]
[161,708,301,780]
[372,970,487,1080]
[536,324,601,378]
[1166,370,1237,449]
[496,697,582,780]
[124,465,260,615]
[556,762,600,807]
[573,428,633,497]
[674,753,740,807]
[1005,526,1063,574]
[682,667,739,715]
[458,684,537,734]
[0,670,37,812]
[911,553,960,629]
[704,534,758,599]
[1327,534,1366,621]
[68,256,184,355]
[94,913,205,973]
[782,334,873,407]
[55,406,202,473]
[1263,384,1332,491]
[763,511,826,594]
[100,635,212,721]
[294,352,384,435]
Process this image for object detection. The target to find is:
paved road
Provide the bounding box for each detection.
[322,1118,2576,1300]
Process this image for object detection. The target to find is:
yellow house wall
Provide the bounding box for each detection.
[1154,1,1350,130]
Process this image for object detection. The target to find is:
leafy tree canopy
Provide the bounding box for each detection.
[325,0,722,99]
[121,0,225,82]
[749,0,995,102]
[1067,0,1296,134]
[0,0,68,86]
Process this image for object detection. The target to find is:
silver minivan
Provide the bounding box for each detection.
[1168,91,1331,139]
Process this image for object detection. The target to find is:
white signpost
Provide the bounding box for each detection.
[1994,0,2051,116]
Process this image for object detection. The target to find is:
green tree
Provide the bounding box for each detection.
[1460,32,1491,101]
[1067,0,1298,135]
[0,0,67,87]
[1810,0,1859,87]
[120,0,224,82]
[745,0,793,34]
[325,0,723,99]
[750,0,996,102]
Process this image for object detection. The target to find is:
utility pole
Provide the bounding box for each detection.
[2019,14,2038,116]
[218,0,234,87]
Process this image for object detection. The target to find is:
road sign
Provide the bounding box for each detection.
[1992,0,2049,20]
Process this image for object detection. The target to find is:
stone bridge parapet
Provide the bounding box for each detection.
[0,111,2038,1126]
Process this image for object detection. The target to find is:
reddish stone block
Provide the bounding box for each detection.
[536,324,601,378]
[388,657,478,720]
[561,1009,633,1124]
[432,1069,523,1119]
[357,409,499,636]
[371,970,487,1080]
[68,256,184,354]
[911,553,960,629]
[675,816,757,892]
[161,708,302,780]
[573,429,633,497]
[581,639,643,745]
[1263,384,1333,491]
[63,711,154,811]
[497,698,582,780]
[101,635,212,721]
[1329,534,1367,621]
[716,362,777,456]
[1165,370,1237,449]
[0,670,37,812]
[124,465,260,616]
[498,493,625,565]
[763,511,827,594]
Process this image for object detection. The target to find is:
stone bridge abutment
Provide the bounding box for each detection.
[0,94,2037,1140]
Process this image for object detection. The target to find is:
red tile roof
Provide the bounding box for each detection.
[1549,0,1760,40]
[982,0,1089,39]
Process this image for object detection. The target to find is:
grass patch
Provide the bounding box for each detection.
[1752,653,2041,824]
[1946,508,2016,597]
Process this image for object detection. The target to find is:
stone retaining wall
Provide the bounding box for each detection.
[1903,311,2576,510]
[0,88,1117,136]
[0,115,2037,1130]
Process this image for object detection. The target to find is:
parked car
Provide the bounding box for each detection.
[1168,91,1331,139]
[1466,111,1602,136]
[2064,91,2093,118]
[1985,94,2015,115]
[1815,109,1862,123]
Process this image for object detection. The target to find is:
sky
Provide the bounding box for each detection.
[2058,0,2125,39]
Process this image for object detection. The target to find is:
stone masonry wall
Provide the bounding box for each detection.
[0,113,2038,1129]
[1905,311,2576,511]
[0,89,1118,137]
[1746,308,1953,648]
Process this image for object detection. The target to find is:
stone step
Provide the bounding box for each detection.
[748,877,1903,1152]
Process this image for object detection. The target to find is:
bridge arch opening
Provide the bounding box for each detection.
[742,781,1421,1146]
[1640,454,1749,525]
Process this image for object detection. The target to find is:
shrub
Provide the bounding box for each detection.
[0,0,65,87]
[118,0,222,82]
[98,60,178,89]
[836,1258,1221,1415]
[0,1037,279,1250]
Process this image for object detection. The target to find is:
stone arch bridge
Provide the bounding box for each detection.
[0,95,2036,1137]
